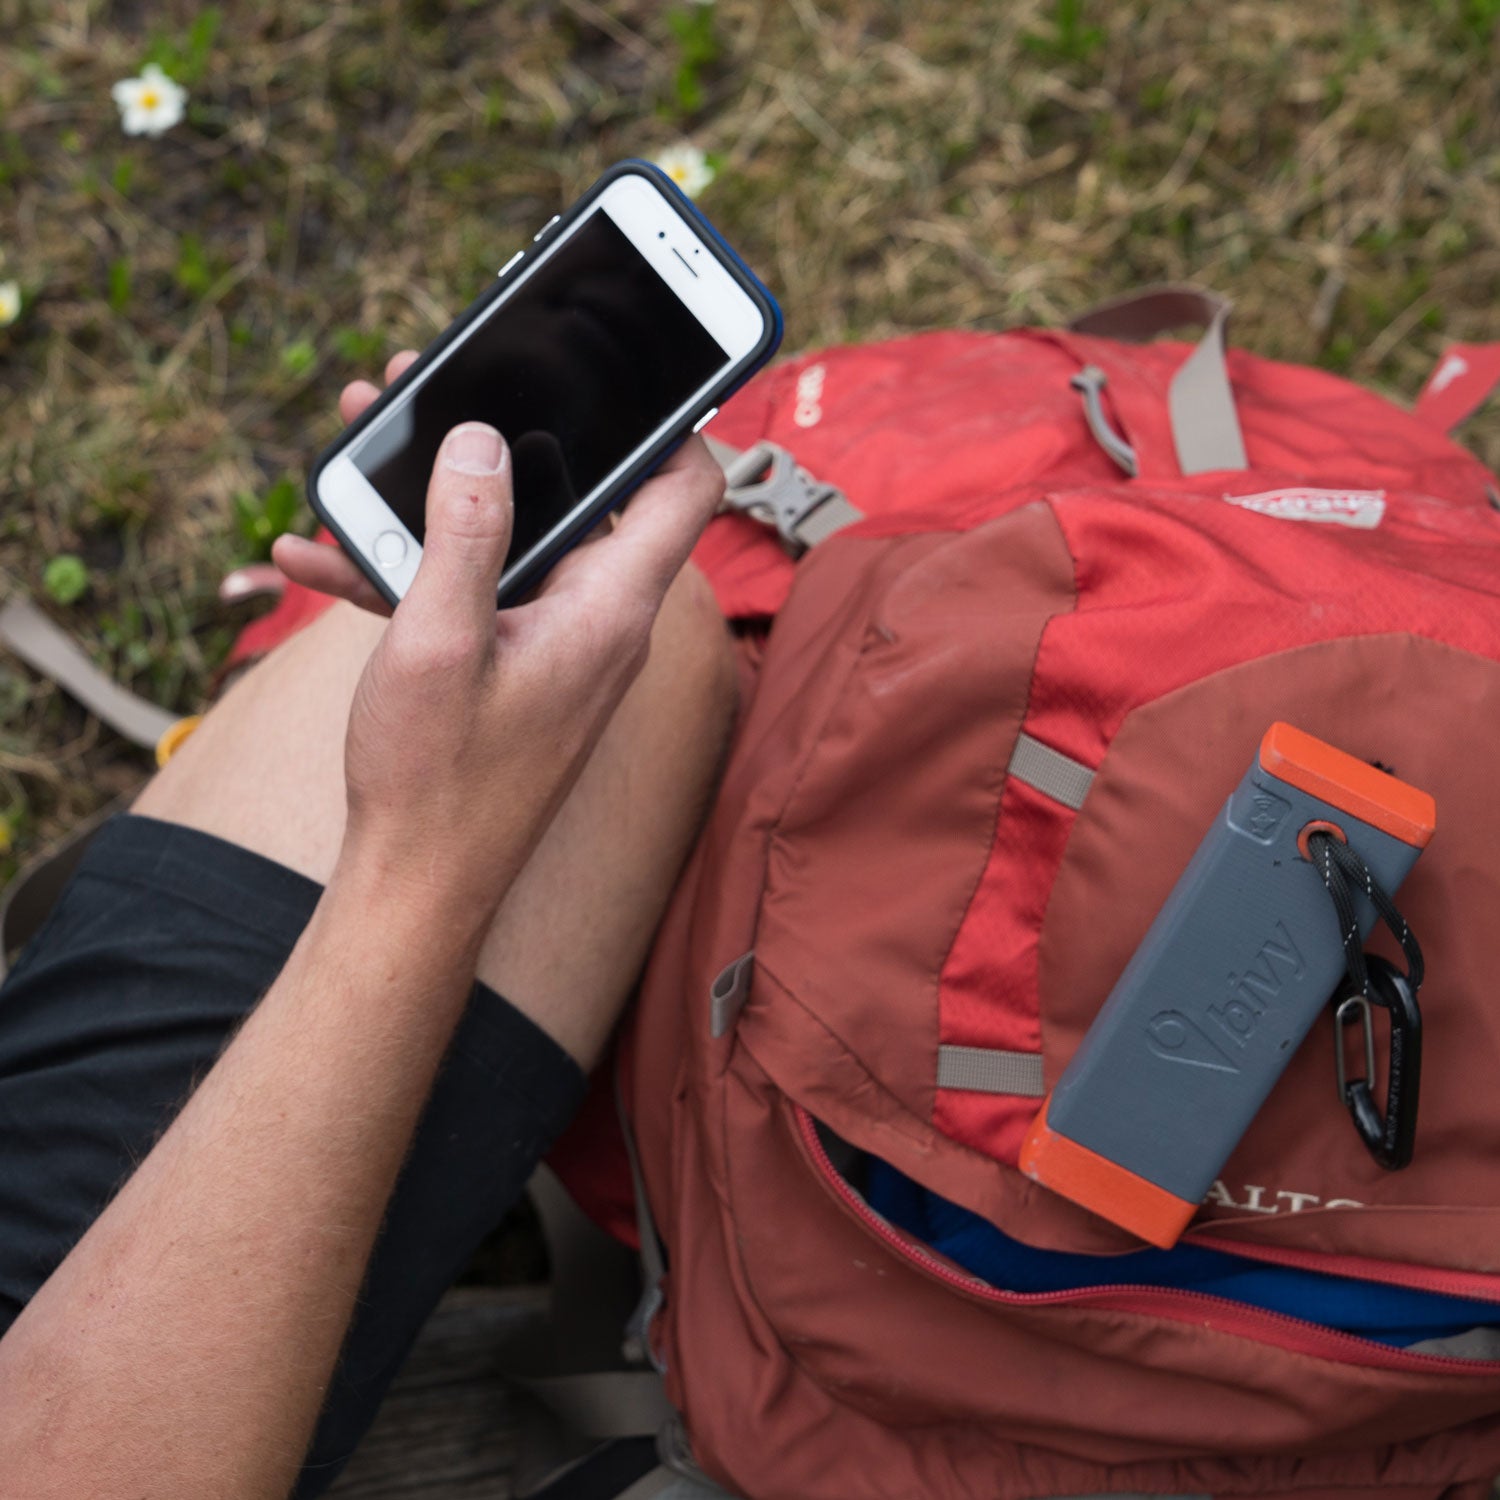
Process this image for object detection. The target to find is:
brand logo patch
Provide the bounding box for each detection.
[1224,487,1386,529]
[793,363,825,428]
[1204,1181,1365,1214]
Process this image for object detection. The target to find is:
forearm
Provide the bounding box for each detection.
[0,854,486,1499]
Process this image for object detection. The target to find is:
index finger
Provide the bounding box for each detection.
[541,436,725,611]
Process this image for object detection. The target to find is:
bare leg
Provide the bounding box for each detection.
[135,563,736,1067]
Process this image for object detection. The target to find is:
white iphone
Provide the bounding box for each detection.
[308,160,783,607]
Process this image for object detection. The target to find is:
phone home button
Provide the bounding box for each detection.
[373,530,408,569]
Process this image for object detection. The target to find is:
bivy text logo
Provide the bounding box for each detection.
[1144,921,1306,1073]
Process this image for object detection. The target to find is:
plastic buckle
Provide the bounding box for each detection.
[621,1281,666,1374]
[717,440,856,556]
[1333,955,1423,1170]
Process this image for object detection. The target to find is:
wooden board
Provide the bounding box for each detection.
[328,1285,547,1498]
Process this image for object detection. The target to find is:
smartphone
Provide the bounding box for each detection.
[308,160,783,607]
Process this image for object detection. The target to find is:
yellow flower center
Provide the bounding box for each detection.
[141,90,160,109]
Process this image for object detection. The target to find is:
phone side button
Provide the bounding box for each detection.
[374,530,409,569]
[533,215,561,242]
[497,250,524,277]
[691,407,719,433]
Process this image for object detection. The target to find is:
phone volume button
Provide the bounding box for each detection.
[533,215,561,242]
[691,407,719,433]
[497,250,524,277]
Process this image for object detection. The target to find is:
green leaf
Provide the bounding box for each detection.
[263,477,301,534]
[142,7,221,86]
[664,4,718,116]
[1021,0,1105,64]
[183,8,223,82]
[107,257,132,313]
[43,554,89,606]
[175,232,212,297]
[280,339,316,376]
[333,326,384,365]
[233,477,304,560]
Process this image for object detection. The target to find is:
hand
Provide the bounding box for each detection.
[272,353,725,933]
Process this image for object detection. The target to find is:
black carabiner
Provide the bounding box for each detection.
[1333,955,1422,1170]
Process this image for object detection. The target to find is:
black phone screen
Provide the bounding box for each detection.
[349,210,730,564]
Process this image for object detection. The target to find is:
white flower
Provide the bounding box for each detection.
[111,63,187,138]
[0,282,19,327]
[655,142,715,198]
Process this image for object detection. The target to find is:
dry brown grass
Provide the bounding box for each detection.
[4,0,1500,877]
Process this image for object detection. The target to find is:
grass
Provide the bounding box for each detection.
[3,0,1500,879]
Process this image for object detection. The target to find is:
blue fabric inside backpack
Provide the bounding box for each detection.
[864,1160,1499,1347]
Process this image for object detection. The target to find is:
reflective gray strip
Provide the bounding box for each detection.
[1008,733,1095,811]
[710,952,754,1038]
[937,1045,1045,1097]
[0,596,176,751]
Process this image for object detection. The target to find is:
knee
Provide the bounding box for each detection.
[644,563,739,735]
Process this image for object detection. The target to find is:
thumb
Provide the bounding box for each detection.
[401,421,514,638]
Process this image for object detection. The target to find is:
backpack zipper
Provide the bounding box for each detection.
[1180,1231,1500,1305]
[794,1105,1500,1375]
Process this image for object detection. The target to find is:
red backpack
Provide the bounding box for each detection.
[74,289,1500,1500]
[600,290,1500,1500]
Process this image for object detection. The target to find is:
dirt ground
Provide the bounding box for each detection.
[4,0,1500,876]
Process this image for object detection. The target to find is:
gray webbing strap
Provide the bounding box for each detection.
[936,1045,1045,1097]
[616,1072,665,1298]
[1008,733,1095,811]
[615,1055,668,1370]
[0,595,177,751]
[1068,285,1248,476]
[519,1371,675,1442]
[705,435,862,555]
[709,952,754,1038]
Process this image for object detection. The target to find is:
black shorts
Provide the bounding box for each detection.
[0,813,587,1496]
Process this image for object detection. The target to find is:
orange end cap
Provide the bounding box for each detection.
[1259,722,1435,850]
[1020,1099,1198,1250]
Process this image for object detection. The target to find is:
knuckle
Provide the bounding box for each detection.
[604,594,656,661]
[560,595,652,684]
[386,617,486,679]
